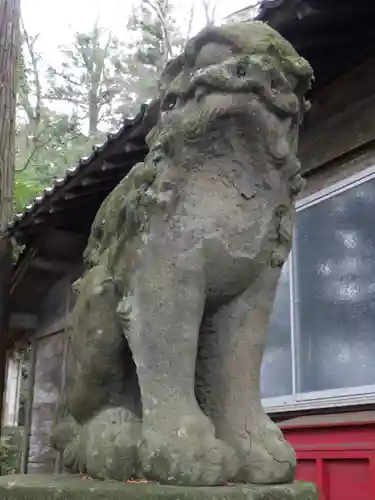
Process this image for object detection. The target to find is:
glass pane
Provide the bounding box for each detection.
[295,178,375,393]
[261,259,293,398]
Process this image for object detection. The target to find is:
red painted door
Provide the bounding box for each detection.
[279,411,375,500]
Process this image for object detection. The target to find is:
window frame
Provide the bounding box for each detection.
[262,163,375,414]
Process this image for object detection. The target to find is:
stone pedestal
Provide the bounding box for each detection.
[0,475,317,500]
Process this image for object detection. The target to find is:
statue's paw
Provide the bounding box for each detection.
[233,416,296,484]
[141,411,239,485]
[77,407,142,480]
[62,437,81,473]
[51,416,80,452]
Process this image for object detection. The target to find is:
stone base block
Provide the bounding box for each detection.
[0,475,317,500]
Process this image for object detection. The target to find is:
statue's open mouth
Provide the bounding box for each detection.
[161,54,302,123]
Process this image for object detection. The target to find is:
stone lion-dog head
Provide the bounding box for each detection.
[148,21,312,200]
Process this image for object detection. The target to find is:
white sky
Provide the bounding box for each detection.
[20,0,256,127]
[21,0,254,63]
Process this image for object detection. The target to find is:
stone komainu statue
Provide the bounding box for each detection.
[52,21,313,486]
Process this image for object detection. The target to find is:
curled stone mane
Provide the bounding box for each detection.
[161,22,312,109]
[84,20,313,287]
[146,21,312,199]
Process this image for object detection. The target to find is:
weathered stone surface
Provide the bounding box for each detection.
[29,333,65,471]
[0,475,317,500]
[52,21,313,486]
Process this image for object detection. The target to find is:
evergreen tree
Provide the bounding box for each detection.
[46,22,130,136]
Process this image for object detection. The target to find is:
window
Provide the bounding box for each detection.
[261,259,292,399]
[262,166,375,412]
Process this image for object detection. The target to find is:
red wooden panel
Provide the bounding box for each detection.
[284,425,375,450]
[296,459,317,483]
[279,413,375,500]
[324,459,371,500]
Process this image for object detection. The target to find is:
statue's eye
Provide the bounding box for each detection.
[236,63,247,78]
[270,71,291,93]
[271,75,284,91]
[236,55,251,78]
[162,92,178,111]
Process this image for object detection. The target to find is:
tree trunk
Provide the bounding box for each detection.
[0,0,20,229]
[0,0,21,430]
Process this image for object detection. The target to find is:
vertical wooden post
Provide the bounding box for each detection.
[0,237,12,435]
[19,335,37,473]
[3,348,21,426]
[54,286,71,473]
[0,347,8,435]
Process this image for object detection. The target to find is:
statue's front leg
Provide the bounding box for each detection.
[197,266,295,484]
[125,246,238,485]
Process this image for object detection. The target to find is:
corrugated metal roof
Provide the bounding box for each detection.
[8,105,150,243]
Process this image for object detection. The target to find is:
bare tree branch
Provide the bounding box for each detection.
[16,136,55,172]
[143,0,173,66]
[43,95,86,105]
[48,69,81,88]
[185,0,195,45]
[20,19,42,135]
[16,122,76,172]
[200,0,219,25]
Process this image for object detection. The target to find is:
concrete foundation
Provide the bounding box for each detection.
[0,475,317,500]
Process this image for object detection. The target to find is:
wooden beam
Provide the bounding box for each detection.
[26,213,94,235]
[36,228,87,261]
[105,148,146,167]
[80,173,121,186]
[89,161,135,176]
[10,248,37,294]
[62,181,119,200]
[297,33,365,51]
[299,93,375,173]
[41,191,111,214]
[31,197,101,216]
[30,257,73,275]
[101,161,130,171]
[9,314,37,331]
[305,54,375,125]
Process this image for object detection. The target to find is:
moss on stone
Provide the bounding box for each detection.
[219,22,312,78]
[0,475,317,500]
[83,159,158,272]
